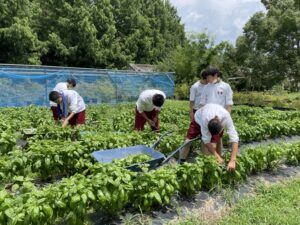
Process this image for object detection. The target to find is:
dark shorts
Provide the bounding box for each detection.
[69,110,86,126]
[186,116,224,143]
[134,107,159,131]
[51,106,59,120]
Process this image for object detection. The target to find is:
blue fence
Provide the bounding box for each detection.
[0,64,175,107]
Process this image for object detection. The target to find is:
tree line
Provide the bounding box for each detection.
[159,0,300,92]
[0,0,185,68]
[0,0,299,91]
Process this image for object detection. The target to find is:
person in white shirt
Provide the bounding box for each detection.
[50,78,76,120]
[200,67,233,113]
[180,104,239,171]
[189,70,208,120]
[49,89,86,128]
[135,89,166,131]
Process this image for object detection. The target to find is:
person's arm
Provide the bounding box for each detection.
[204,142,224,164]
[153,109,160,123]
[227,142,238,171]
[189,101,195,120]
[62,112,75,128]
[62,92,77,127]
[201,123,224,164]
[225,113,239,171]
[141,111,155,127]
[199,86,207,108]
[189,85,196,120]
[226,105,232,113]
[225,85,233,113]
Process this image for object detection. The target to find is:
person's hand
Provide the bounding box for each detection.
[62,119,69,128]
[227,160,236,171]
[153,117,158,123]
[215,154,224,165]
[147,119,156,127]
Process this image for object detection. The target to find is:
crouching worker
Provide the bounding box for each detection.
[49,90,86,128]
[50,78,76,120]
[135,89,166,131]
[180,103,239,171]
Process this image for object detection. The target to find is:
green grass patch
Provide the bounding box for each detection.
[218,178,300,225]
[234,92,300,110]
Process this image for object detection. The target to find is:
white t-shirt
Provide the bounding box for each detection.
[189,81,206,110]
[50,82,68,107]
[62,90,86,114]
[54,82,68,93]
[194,103,239,144]
[200,80,233,108]
[136,89,166,113]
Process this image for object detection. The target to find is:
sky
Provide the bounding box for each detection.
[168,0,266,45]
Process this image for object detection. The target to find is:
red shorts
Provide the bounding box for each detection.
[69,110,86,126]
[51,106,59,120]
[186,116,224,143]
[134,107,159,131]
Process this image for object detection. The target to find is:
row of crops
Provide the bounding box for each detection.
[1,101,300,224]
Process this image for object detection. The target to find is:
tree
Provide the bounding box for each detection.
[0,0,186,68]
[235,0,300,91]
[0,0,45,64]
[157,33,216,84]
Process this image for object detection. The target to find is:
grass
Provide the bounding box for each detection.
[234,92,300,109]
[218,178,300,225]
[170,178,300,225]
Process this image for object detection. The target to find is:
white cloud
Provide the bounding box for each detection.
[168,0,199,8]
[217,28,231,36]
[169,0,266,44]
[241,0,261,3]
[233,18,248,30]
[182,12,204,23]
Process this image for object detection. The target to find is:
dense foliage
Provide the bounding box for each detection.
[235,0,300,91]
[158,0,299,93]
[0,101,300,224]
[0,0,184,68]
[1,0,299,92]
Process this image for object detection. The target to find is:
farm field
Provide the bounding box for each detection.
[1,100,300,224]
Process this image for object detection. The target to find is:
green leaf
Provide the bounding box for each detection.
[153,191,162,204]
[81,194,87,204]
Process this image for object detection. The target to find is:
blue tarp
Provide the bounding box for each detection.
[0,64,175,107]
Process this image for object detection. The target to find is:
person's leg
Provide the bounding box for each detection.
[201,142,211,155]
[202,130,224,156]
[180,138,192,159]
[212,130,224,155]
[75,110,85,127]
[147,109,159,131]
[180,116,201,160]
[134,107,147,130]
[51,106,59,120]
[68,113,77,127]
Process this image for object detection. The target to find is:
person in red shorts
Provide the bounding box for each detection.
[135,89,166,131]
[50,78,77,120]
[49,90,86,128]
[180,103,239,171]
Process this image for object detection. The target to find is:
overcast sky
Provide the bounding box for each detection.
[169,0,266,45]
